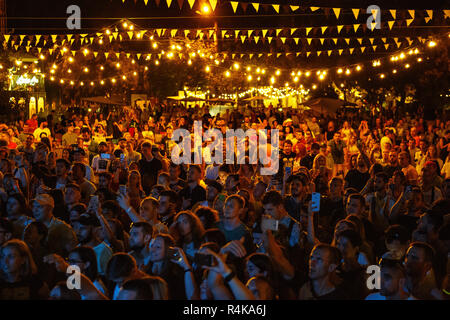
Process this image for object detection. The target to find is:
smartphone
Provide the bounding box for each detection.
[100,153,110,160]
[119,185,127,195]
[311,192,321,212]
[261,217,279,232]
[167,247,180,261]
[194,253,213,267]
[120,154,125,161]
[285,166,292,177]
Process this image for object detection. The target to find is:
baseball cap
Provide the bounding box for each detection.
[385,224,410,244]
[32,194,55,208]
[72,213,100,227]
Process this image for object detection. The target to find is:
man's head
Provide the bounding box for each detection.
[389,151,398,166]
[55,159,71,178]
[169,163,181,180]
[187,165,201,183]
[311,143,320,157]
[262,191,285,220]
[72,214,99,244]
[385,225,411,257]
[308,244,341,281]
[419,139,428,153]
[223,195,245,221]
[335,229,362,261]
[118,138,127,150]
[98,172,112,190]
[329,177,344,199]
[141,141,153,159]
[404,242,434,279]
[129,222,153,252]
[289,174,306,198]
[378,253,408,298]
[81,128,91,142]
[206,180,223,202]
[374,172,389,193]
[415,211,443,243]
[98,142,108,154]
[158,190,178,217]
[346,194,365,216]
[139,197,159,222]
[283,140,293,155]
[225,174,240,193]
[65,183,82,207]
[117,278,154,300]
[32,194,55,223]
[106,253,138,286]
[71,162,86,181]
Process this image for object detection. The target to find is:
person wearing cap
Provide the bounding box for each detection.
[365,252,416,300]
[32,194,77,256]
[200,179,225,210]
[72,214,113,276]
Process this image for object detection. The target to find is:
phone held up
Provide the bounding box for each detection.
[311,192,321,212]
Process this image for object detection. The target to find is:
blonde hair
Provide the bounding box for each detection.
[1,239,38,277]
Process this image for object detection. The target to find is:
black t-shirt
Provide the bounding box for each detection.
[384,164,401,178]
[179,184,206,210]
[138,157,163,195]
[300,154,315,170]
[344,169,370,192]
[0,275,46,300]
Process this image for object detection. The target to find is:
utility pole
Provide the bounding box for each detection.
[0,0,6,34]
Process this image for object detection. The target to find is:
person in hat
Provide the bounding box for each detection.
[32,194,77,256]
[72,213,113,276]
[200,179,225,210]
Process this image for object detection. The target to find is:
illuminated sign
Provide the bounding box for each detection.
[16,75,40,86]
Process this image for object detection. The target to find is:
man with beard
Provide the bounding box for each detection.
[80,128,99,164]
[33,120,51,142]
[344,153,370,192]
[168,163,186,192]
[71,162,96,205]
[298,244,346,299]
[225,174,240,196]
[55,159,71,191]
[384,150,401,178]
[399,151,419,186]
[179,165,206,210]
[72,214,113,276]
[200,179,225,211]
[404,242,441,299]
[138,141,162,196]
[366,252,416,300]
[128,221,153,270]
[157,190,178,227]
[283,174,308,222]
[300,142,320,170]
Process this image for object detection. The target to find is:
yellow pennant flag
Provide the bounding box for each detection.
[240,36,246,43]
[144,0,149,5]
[248,30,253,37]
[105,52,109,58]
[26,46,30,52]
[258,54,263,58]
[262,30,268,38]
[384,44,389,50]
[20,35,26,41]
[320,38,325,45]
[328,50,332,56]
[443,10,450,19]
[187,0,195,9]
[127,31,134,39]
[407,37,412,45]
[357,38,363,45]
[353,24,360,32]
[406,19,413,27]
[280,37,286,44]
[209,0,217,11]
[333,38,338,45]
[230,2,238,13]
[71,51,76,56]
[35,35,41,43]
[390,10,396,20]
[333,8,341,19]
[51,35,57,42]
[156,29,163,37]
[290,28,297,35]
[171,29,178,37]
[277,53,282,58]
[337,25,343,33]
[321,26,327,34]
[38,47,42,53]
[361,47,365,53]
[276,29,282,36]
[116,53,120,59]
[352,8,360,20]
[294,38,299,45]
[90,37,94,44]
[388,21,395,30]
[381,38,386,43]
[290,6,299,12]
[15,45,19,51]
[425,10,433,23]
[306,27,312,35]
[345,38,350,45]
[396,41,401,48]
[251,3,259,12]
[254,36,259,44]
[249,54,253,59]
[349,48,354,54]
[166,0,172,8]
[221,30,226,38]
[137,53,142,59]
[310,7,320,12]
[408,10,415,19]
[94,52,98,58]
[232,54,236,59]
[209,30,214,38]
[113,32,118,40]
[369,38,374,45]
[307,38,312,45]
[317,51,321,56]
[234,30,239,38]
[272,5,279,13]
[372,45,377,51]
[296,53,301,57]
[268,37,273,44]
[306,52,311,57]
[339,49,343,55]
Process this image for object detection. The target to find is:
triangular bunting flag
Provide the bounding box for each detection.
[337,25,343,33]
[372,45,377,51]
[49,49,53,55]
[406,19,413,27]
[339,49,343,55]
[352,8,360,20]
[328,50,332,56]
[221,30,226,38]
[276,29,282,36]
[230,2,238,13]
[166,0,172,8]
[51,35,57,43]
[187,0,195,9]
[390,10,396,20]
[345,38,350,45]
[320,38,325,45]
[185,30,190,38]
[234,30,239,38]
[94,52,98,58]
[254,36,259,44]
[272,5,279,13]
[171,29,177,37]
[444,10,450,19]
[425,10,433,23]
[290,6,299,12]
[277,53,282,58]
[144,0,149,5]
[349,48,354,54]
[361,47,365,53]
[280,37,286,44]
[209,0,217,11]
[357,38,363,45]
[408,10,415,19]
[310,7,320,12]
[290,28,297,35]
[306,52,311,57]
[294,38,299,45]
[262,30,268,38]
[240,35,246,43]
[333,38,338,45]
[105,52,109,58]
[126,53,130,58]
[37,47,42,53]
[333,8,341,19]
[382,38,386,43]
[113,32,118,40]
[252,3,259,12]
[307,38,312,45]
[268,37,273,44]
[296,52,301,57]
[321,26,327,34]
[317,51,321,56]
[156,29,163,37]
[249,54,253,59]
[384,44,389,50]
[248,30,253,37]
[137,53,141,59]
[127,31,134,39]
[353,24,360,32]
[209,30,214,38]
[388,21,395,30]
[116,53,120,59]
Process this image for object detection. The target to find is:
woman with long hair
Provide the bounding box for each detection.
[0,239,49,299]
[6,193,34,239]
[171,211,205,261]
[127,170,145,210]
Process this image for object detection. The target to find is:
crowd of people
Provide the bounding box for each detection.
[0,101,449,300]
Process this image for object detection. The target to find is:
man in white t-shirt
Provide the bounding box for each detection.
[366,253,416,300]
